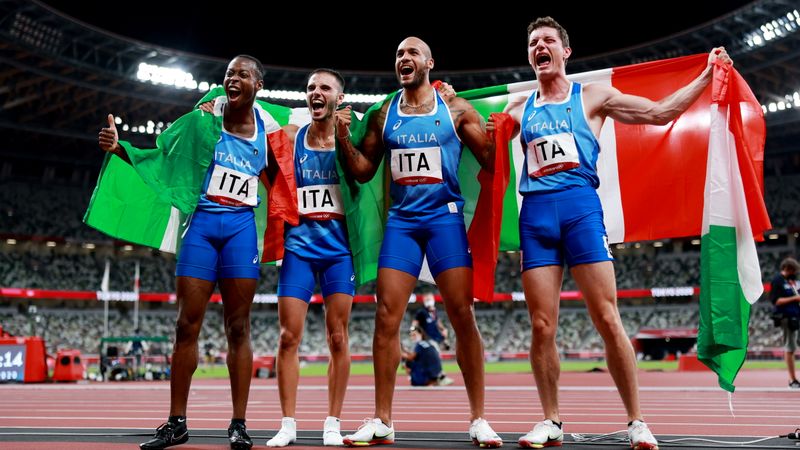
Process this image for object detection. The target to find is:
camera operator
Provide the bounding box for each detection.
[770,257,800,389]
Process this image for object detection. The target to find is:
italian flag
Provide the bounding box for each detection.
[471,55,767,390]
[84,98,300,262]
[342,55,767,300]
[697,61,768,392]
[446,54,768,252]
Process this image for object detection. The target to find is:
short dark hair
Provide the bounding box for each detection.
[307,68,345,92]
[232,54,264,81]
[781,257,800,272]
[527,16,570,48]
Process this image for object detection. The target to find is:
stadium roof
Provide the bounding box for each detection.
[0,0,798,151]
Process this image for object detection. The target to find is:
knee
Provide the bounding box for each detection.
[374,304,403,332]
[531,317,558,342]
[591,311,624,337]
[174,317,202,345]
[278,328,301,351]
[327,329,349,354]
[225,318,250,346]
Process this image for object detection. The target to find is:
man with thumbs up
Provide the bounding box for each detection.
[98,54,293,450]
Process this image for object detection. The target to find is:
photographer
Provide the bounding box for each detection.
[413,293,451,351]
[401,326,452,387]
[770,257,800,389]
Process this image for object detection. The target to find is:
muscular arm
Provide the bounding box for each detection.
[590,47,731,126]
[502,95,526,139]
[451,97,495,171]
[335,105,386,183]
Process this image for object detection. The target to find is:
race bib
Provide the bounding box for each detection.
[526,132,580,178]
[298,184,344,220]
[205,165,258,207]
[390,146,443,185]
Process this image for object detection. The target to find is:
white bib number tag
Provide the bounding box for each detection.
[206,165,258,207]
[390,146,443,185]
[526,132,580,178]
[298,184,344,220]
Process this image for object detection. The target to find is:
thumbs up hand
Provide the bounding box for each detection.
[99,114,121,154]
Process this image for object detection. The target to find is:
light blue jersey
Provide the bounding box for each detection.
[197,108,268,212]
[382,89,464,219]
[283,124,349,260]
[518,82,601,194]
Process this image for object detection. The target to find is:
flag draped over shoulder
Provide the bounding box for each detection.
[84,94,298,261]
[449,55,769,251]
[697,61,768,392]
[456,55,767,390]
[335,92,513,301]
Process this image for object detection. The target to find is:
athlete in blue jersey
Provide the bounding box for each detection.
[501,17,733,450]
[335,37,502,448]
[265,69,354,448]
[100,55,277,450]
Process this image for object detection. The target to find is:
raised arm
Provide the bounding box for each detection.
[98,114,131,165]
[589,47,732,126]
[450,97,495,171]
[335,105,386,183]
[502,96,526,139]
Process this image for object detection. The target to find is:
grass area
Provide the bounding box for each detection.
[191,359,788,379]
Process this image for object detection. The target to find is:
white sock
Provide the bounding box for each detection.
[324,416,340,432]
[280,417,297,432]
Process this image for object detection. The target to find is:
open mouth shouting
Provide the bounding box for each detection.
[226,85,242,103]
[310,97,326,115]
[398,64,414,80]
[535,52,552,70]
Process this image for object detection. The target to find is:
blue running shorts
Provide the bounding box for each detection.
[176,209,260,282]
[278,250,355,302]
[379,215,472,278]
[519,186,613,271]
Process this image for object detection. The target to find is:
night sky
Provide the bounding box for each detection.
[41,0,753,72]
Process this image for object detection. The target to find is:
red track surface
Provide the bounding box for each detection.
[1,369,797,449]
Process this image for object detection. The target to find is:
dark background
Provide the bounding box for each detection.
[39,0,753,71]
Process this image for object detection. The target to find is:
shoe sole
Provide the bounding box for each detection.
[343,437,395,447]
[518,439,562,448]
[140,433,189,450]
[230,441,253,450]
[631,444,658,450]
[471,437,503,448]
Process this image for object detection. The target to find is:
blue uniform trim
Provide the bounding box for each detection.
[519,82,601,194]
[197,108,268,212]
[284,124,350,259]
[383,89,465,219]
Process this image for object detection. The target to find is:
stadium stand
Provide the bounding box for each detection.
[2,0,800,363]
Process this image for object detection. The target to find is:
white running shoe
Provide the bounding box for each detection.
[437,376,454,386]
[628,420,658,450]
[468,418,502,448]
[323,416,344,446]
[266,417,297,447]
[342,418,394,447]
[518,419,563,448]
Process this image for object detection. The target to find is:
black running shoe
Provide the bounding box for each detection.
[790,379,800,389]
[228,421,253,450]
[140,421,189,450]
